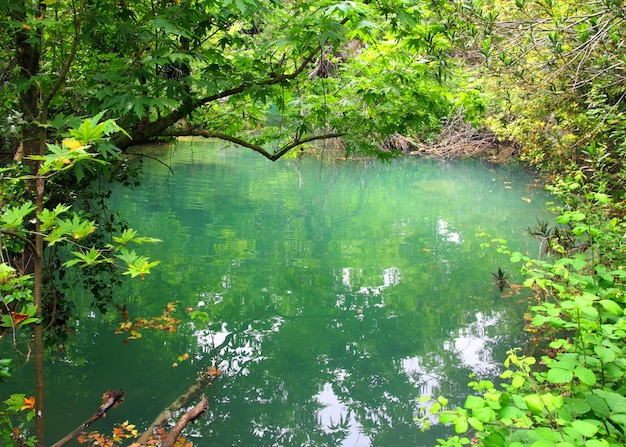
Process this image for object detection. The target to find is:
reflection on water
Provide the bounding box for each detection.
[2,140,554,446]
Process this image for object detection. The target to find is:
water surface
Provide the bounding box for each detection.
[11,140,553,446]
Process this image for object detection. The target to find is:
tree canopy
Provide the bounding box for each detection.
[4,0,626,445]
[1,0,464,162]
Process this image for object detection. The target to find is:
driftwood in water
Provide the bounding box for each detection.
[50,389,124,447]
[136,372,217,445]
[161,396,208,447]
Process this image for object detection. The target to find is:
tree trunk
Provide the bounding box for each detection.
[13,1,47,444]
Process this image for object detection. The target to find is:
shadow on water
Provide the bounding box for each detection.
[3,140,553,446]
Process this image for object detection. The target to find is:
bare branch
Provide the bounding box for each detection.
[161,396,208,447]
[50,389,124,447]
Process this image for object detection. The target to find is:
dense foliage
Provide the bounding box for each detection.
[2,0,626,445]
[1,0,462,162]
[412,1,626,446]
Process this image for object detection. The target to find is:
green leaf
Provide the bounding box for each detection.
[599,390,626,413]
[534,427,561,442]
[1,202,35,229]
[439,412,455,424]
[570,419,598,437]
[467,416,484,431]
[566,397,591,416]
[511,373,525,389]
[453,418,468,434]
[585,392,610,418]
[482,432,506,447]
[64,247,104,268]
[609,413,626,429]
[113,228,138,245]
[547,367,574,384]
[574,366,596,386]
[472,406,495,423]
[523,394,544,415]
[38,204,71,231]
[464,395,485,409]
[594,346,616,363]
[599,299,622,316]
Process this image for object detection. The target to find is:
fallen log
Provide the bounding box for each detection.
[135,371,218,445]
[161,396,208,447]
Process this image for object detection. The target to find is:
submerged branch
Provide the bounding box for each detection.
[161,396,208,447]
[136,373,217,445]
[50,389,124,447]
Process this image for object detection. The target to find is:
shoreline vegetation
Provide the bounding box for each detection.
[2,0,626,445]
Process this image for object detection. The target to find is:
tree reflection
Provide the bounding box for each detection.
[30,144,549,445]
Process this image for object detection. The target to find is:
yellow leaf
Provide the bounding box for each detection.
[63,138,84,150]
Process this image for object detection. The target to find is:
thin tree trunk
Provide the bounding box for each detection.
[33,174,45,447]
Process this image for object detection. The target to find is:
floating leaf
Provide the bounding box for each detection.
[205,367,221,377]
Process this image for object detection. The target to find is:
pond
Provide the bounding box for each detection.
[6,140,553,446]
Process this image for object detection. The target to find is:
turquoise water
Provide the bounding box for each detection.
[6,140,553,446]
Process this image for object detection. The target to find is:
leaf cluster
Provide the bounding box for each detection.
[421,174,626,446]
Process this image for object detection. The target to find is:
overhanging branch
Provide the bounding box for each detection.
[160,129,345,161]
[114,46,323,150]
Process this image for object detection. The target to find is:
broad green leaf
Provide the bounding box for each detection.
[464,395,485,409]
[574,366,596,386]
[523,394,544,415]
[547,367,573,384]
[594,346,616,363]
[472,406,495,423]
[584,441,610,447]
[534,427,561,442]
[599,299,622,316]
[566,397,591,415]
[598,390,626,413]
[439,412,455,424]
[585,392,610,418]
[570,419,598,437]
[453,418,468,434]
[511,373,525,389]
[609,413,626,429]
[467,416,484,431]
